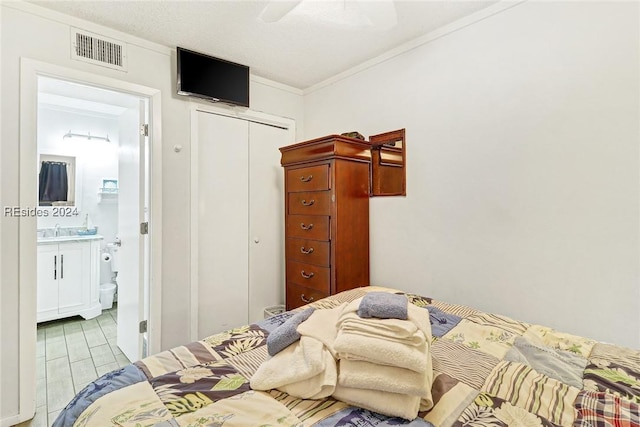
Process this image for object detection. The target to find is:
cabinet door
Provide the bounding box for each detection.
[37,244,60,321]
[57,242,90,314]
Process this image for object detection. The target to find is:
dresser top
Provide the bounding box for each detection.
[280,134,372,166]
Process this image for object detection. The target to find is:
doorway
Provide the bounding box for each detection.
[18,58,162,425]
[36,75,149,356]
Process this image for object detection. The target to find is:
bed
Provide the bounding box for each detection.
[54,286,640,426]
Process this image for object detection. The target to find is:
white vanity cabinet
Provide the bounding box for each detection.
[37,236,102,322]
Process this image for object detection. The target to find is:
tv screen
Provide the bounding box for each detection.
[177,47,249,107]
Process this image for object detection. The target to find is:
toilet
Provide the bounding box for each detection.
[100,243,119,310]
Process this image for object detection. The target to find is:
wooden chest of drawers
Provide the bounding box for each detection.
[280,135,371,310]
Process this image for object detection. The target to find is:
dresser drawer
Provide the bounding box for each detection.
[286,215,330,240]
[286,165,330,192]
[286,282,329,310]
[288,191,331,215]
[287,260,330,292]
[286,238,330,267]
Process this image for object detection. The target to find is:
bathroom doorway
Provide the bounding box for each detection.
[17,58,162,425]
[34,75,150,366]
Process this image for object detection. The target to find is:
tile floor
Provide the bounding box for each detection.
[16,305,131,427]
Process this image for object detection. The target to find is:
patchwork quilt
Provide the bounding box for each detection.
[54,286,640,427]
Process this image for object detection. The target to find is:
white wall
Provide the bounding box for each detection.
[0,1,4,415]
[2,0,637,423]
[37,107,120,283]
[0,3,303,422]
[304,1,639,348]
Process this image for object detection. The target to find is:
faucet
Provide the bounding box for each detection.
[54,223,60,237]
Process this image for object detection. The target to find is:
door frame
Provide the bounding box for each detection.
[189,104,295,341]
[18,58,163,421]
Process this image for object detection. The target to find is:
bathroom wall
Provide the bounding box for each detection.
[37,105,119,284]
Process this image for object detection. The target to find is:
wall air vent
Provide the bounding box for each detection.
[70,28,127,71]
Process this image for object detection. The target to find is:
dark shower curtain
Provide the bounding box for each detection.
[39,161,69,205]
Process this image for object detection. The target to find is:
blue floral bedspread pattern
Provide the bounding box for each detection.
[54,286,640,427]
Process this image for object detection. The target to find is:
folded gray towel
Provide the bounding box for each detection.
[357,292,408,320]
[266,307,316,356]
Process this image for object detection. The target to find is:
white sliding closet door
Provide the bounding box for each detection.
[197,112,249,337]
[248,122,287,323]
[196,111,289,337]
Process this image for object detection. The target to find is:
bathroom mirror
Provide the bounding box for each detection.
[369,128,406,196]
[38,154,77,206]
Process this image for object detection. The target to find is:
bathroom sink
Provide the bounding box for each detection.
[37,234,104,243]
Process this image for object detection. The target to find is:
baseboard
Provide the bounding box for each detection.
[0,390,36,426]
[1,413,26,427]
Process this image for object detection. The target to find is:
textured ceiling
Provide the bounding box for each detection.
[30,0,498,89]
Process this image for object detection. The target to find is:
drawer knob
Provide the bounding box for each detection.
[301,199,315,206]
[300,270,315,279]
[300,223,314,230]
[300,175,313,182]
[301,294,314,303]
[300,246,314,254]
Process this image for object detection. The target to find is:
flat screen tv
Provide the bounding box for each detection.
[177,47,250,107]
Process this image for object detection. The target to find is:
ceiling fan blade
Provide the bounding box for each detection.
[259,1,303,23]
[357,0,397,30]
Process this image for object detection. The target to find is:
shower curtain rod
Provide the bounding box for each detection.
[41,160,71,165]
[63,131,110,142]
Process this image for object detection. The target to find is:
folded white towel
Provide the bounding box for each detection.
[250,336,336,399]
[335,332,429,373]
[334,301,433,372]
[338,359,433,410]
[332,384,421,420]
[339,316,423,346]
[338,299,431,345]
